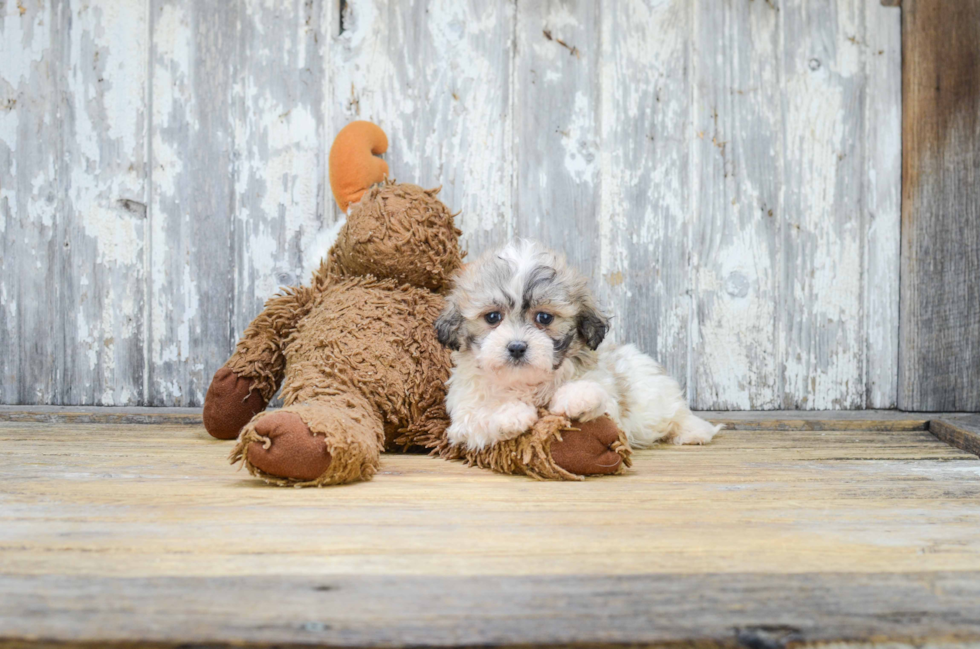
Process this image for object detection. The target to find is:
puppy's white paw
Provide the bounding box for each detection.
[447,401,538,450]
[492,401,540,438]
[446,420,471,447]
[549,381,609,421]
[671,415,722,445]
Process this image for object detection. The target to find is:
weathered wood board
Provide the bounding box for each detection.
[931,414,980,458]
[1,418,979,646]
[2,420,978,576]
[0,404,938,430]
[2,572,980,648]
[0,0,149,406]
[1,0,903,409]
[899,0,980,412]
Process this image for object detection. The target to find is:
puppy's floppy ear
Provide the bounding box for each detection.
[435,299,465,351]
[576,304,609,351]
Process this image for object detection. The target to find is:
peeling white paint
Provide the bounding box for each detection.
[692,0,783,409]
[0,115,18,189]
[561,92,597,184]
[57,0,149,405]
[154,5,192,85]
[597,0,696,399]
[421,0,514,252]
[0,188,12,235]
[30,169,56,228]
[100,7,147,156]
[0,1,49,86]
[862,1,902,408]
[78,204,144,266]
[694,225,779,409]
[0,0,901,409]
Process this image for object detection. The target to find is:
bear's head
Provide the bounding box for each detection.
[332,181,463,292]
[327,122,463,292]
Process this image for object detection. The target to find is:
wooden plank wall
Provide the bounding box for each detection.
[899,0,980,412]
[0,0,902,410]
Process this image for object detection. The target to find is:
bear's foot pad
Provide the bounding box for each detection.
[246,411,332,482]
[203,368,267,440]
[551,417,626,476]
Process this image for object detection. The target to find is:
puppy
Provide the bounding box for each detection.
[435,240,721,451]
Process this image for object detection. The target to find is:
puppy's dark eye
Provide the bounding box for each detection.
[484,311,502,325]
[535,312,554,326]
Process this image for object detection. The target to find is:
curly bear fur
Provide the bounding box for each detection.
[202,122,631,486]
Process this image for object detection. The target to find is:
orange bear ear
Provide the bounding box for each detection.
[329,121,389,212]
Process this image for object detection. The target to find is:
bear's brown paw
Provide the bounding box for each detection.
[551,416,628,476]
[203,367,268,440]
[246,411,333,482]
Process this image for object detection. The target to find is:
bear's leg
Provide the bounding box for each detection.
[203,289,316,440]
[229,394,385,487]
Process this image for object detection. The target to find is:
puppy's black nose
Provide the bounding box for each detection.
[507,341,528,359]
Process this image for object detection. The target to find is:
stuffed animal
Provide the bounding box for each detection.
[201,121,632,486]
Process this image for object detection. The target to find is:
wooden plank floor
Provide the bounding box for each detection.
[2,413,980,647]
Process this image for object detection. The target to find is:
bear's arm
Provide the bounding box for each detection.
[223,287,314,401]
[203,287,317,440]
[418,409,632,480]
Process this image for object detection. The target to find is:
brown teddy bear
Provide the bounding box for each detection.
[202,121,631,486]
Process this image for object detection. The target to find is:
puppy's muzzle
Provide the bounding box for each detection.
[507,341,528,362]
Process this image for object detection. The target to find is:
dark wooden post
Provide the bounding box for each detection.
[900,1,980,411]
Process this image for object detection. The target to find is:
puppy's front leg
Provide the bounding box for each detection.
[447,401,539,450]
[549,380,613,422]
[489,401,540,439]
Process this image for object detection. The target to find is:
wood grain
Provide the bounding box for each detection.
[0,405,936,431]
[779,0,867,409]
[899,0,980,412]
[62,0,149,407]
[1,1,68,404]
[2,572,980,648]
[411,0,516,256]
[513,0,600,267]
[598,0,692,395]
[2,421,978,579]
[231,0,330,356]
[691,0,903,410]
[2,419,980,646]
[706,411,930,432]
[0,0,904,410]
[0,405,204,424]
[864,0,902,408]
[931,415,980,457]
[691,0,781,409]
[148,0,239,406]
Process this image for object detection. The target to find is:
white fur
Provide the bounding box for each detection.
[447,338,721,450]
[443,241,722,451]
[303,216,346,282]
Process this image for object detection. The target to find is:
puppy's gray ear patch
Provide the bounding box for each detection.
[577,308,608,351]
[435,302,464,351]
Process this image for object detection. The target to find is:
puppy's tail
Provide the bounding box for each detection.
[667,410,723,446]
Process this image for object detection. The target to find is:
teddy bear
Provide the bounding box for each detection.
[201,121,632,486]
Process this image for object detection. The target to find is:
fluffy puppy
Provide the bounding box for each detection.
[435,240,721,451]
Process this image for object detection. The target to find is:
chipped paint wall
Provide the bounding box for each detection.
[0,0,901,409]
